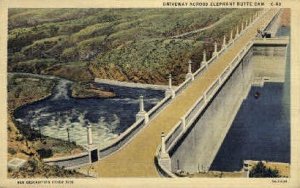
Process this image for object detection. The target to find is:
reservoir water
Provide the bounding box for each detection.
[14,81,164,147]
[210,25,290,171]
[210,83,290,171]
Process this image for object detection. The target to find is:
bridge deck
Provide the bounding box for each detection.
[88,10,276,177]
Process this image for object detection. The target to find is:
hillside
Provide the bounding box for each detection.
[8,8,259,85]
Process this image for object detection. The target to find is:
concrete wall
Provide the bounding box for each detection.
[252,46,287,82]
[169,43,288,173]
[44,152,90,169]
[170,49,254,173]
[265,10,282,36]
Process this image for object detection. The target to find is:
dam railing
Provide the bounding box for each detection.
[98,118,145,158]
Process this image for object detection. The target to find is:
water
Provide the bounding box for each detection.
[276,25,289,37]
[210,25,290,171]
[210,83,290,171]
[14,79,164,147]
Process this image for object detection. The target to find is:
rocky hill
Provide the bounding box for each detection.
[8,8,259,85]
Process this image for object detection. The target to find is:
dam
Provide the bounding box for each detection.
[40,9,288,177]
[167,29,289,173]
[210,25,290,172]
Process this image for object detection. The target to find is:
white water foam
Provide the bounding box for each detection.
[51,80,71,100]
[38,110,118,147]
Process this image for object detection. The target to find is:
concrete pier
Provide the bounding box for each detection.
[136,95,149,123]
[230,30,233,42]
[213,42,218,56]
[86,125,99,164]
[202,50,208,68]
[158,132,172,171]
[222,35,226,49]
[165,74,175,98]
[185,60,194,80]
[236,26,239,38]
[87,125,93,145]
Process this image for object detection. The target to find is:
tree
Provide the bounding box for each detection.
[249,161,280,178]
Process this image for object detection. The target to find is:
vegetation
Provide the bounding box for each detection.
[10,157,86,178]
[37,148,53,158]
[7,74,55,111]
[249,161,280,178]
[71,82,116,99]
[8,8,259,84]
[8,147,17,155]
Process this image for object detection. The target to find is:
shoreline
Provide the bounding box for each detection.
[71,82,117,99]
[94,78,170,91]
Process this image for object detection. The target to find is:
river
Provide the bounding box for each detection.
[14,79,164,147]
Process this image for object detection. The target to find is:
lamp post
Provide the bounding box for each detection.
[66,127,70,143]
[87,125,93,145]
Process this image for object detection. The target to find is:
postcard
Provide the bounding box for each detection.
[0,0,299,187]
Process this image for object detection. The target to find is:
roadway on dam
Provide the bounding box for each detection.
[89,10,276,177]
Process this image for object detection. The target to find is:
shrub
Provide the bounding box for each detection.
[8,147,17,155]
[26,158,40,172]
[37,148,53,158]
[249,161,280,178]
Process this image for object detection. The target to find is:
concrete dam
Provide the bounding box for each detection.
[41,9,287,177]
[168,42,288,173]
